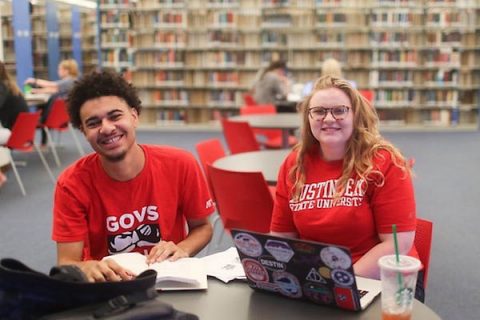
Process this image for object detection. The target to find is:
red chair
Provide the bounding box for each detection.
[243,93,257,106]
[207,164,274,234]
[221,118,260,154]
[3,112,56,196]
[414,218,433,289]
[240,104,298,149]
[42,99,85,167]
[195,138,226,202]
[240,104,278,141]
[358,89,374,104]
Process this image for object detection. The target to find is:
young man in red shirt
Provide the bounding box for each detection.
[52,71,214,282]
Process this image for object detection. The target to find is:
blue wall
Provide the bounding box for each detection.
[46,0,60,80]
[71,5,83,74]
[12,0,33,88]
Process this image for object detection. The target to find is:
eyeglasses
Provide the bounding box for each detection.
[308,105,350,121]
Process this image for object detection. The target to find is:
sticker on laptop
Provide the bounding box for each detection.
[233,232,263,257]
[259,256,286,272]
[334,286,358,310]
[265,240,294,263]
[320,246,352,269]
[306,267,327,284]
[255,281,278,293]
[331,268,354,287]
[319,267,332,279]
[291,241,316,254]
[272,271,302,298]
[292,253,323,266]
[303,282,334,305]
[242,258,269,282]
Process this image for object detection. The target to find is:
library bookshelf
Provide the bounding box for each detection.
[89,1,480,130]
[0,0,98,83]
[0,1,15,80]
[30,3,49,80]
[81,9,99,75]
[58,5,73,62]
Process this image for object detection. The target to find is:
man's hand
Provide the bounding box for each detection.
[146,240,189,264]
[77,259,134,283]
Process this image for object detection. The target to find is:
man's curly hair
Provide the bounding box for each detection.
[67,70,142,129]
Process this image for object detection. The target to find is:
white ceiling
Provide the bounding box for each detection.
[54,0,97,8]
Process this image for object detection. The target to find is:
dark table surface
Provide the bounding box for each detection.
[160,279,441,320]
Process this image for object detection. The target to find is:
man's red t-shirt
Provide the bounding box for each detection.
[52,145,215,260]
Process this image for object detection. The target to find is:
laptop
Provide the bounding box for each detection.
[231,229,381,311]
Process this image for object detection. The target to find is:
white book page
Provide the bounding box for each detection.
[103,252,207,290]
[150,258,207,290]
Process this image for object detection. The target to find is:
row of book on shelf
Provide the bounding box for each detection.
[140,108,466,127]
[140,108,242,125]
[100,33,478,51]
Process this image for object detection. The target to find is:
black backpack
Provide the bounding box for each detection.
[0,258,198,320]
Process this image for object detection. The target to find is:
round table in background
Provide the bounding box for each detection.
[213,149,290,185]
[25,93,51,107]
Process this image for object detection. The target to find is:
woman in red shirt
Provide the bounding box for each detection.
[271,75,416,280]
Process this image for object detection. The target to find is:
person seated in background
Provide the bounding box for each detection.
[321,57,357,89]
[24,59,79,98]
[0,146,10,189]
[302,58,356,98]
[24,59,79,145]
[52,70,214,282]
[0,61,29,144]
[320,57,344,78]
[271,75,417,281]
[253,60,290,105]
[0,146,9,190]
[0,171,6,188]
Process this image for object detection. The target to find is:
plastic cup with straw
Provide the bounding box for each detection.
[379,225,421,319]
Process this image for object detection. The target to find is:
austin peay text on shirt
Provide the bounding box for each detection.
[289,178,366,212]
[106,205,161,255]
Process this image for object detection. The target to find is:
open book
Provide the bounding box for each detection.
[103,252,208,291]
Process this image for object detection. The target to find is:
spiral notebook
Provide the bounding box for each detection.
[231,229,381,311]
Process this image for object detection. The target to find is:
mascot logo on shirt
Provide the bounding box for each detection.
[106,205,161,254]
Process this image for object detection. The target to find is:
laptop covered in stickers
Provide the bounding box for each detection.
[230,229,381,311]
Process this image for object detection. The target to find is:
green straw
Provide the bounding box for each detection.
[392,224,405,305]
[393,224,400,264]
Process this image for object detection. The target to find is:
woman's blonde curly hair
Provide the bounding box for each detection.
[290,75,412,200]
